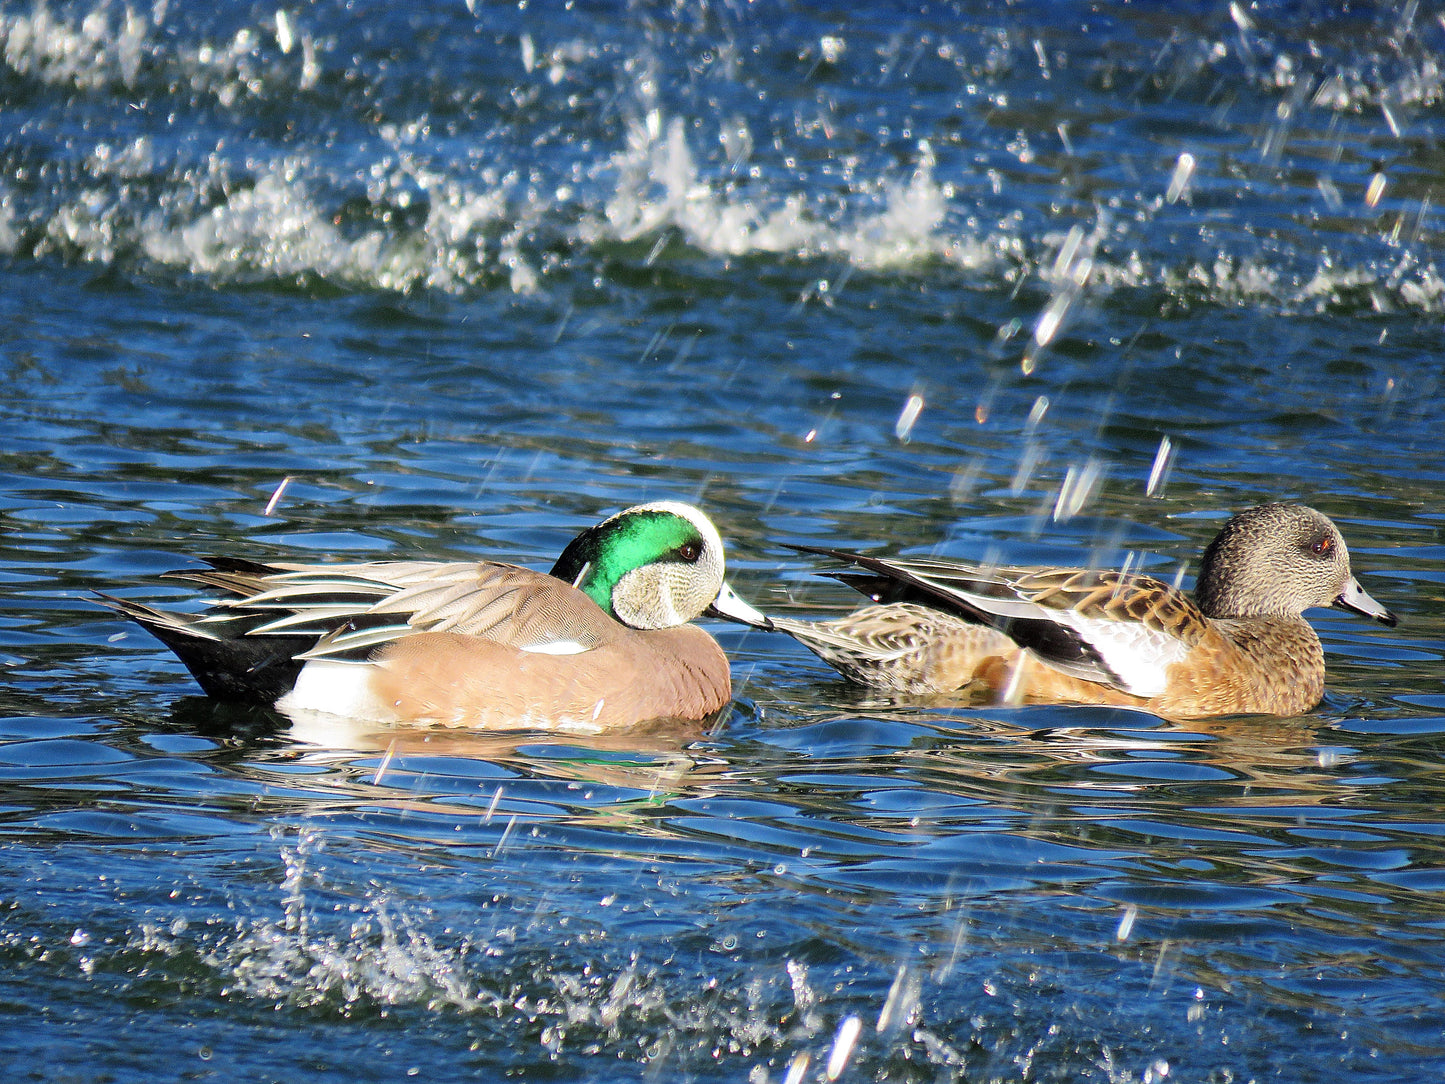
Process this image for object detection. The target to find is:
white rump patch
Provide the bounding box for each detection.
[276,659,392,721]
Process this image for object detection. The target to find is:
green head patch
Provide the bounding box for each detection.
[550,505,709,620]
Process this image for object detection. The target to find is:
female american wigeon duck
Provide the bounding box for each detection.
[771,503,1397,718]
[100,501,771,731]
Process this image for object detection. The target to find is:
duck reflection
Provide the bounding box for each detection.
[159,682,1377,877]
[162,694,734,833]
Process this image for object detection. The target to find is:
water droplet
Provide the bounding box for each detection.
[894,393,924,442]
[1146,435,1174,497]
[274,9,294,55]
[262,475,291,516]
[826,1015,862,1079]
[1054,459,1102,521]
[1366,173,1387,208]
[1166,153,1196,204]
[1115,904,1138,941]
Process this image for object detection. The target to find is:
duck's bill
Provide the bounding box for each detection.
[706,582,774,630]
[1334,577,1399,628]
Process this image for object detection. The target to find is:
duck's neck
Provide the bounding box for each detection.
[549,528,621,617]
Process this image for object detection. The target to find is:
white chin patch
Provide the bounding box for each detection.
[276,659,393,721]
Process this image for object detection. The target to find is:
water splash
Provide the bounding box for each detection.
[1,0,1443,314]
[598,111,1001,276]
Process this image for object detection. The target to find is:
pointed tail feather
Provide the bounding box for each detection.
[782,545,1123,689]
[96,593,311,704]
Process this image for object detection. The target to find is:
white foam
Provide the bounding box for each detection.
[8,5,1445,312]
[595,111,1005,275]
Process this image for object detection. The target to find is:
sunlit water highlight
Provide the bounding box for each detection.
[3,1,1445,1080]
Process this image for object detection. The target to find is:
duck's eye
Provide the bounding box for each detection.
[677,541,702,562]
[1309,536,1334,557]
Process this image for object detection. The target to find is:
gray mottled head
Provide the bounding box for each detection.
[1194,503,1396,626]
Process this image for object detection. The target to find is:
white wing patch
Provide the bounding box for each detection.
[1054,612,1190,697]
[520,638,590,656]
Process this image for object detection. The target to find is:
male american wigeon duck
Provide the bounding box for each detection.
[100,501,772,731]
[770,503,1397,718]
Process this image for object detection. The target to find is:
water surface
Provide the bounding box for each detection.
[3,1,1445,1080]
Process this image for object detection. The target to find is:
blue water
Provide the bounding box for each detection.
[3,0,1445,1079]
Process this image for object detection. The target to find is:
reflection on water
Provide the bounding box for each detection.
[5,689,1444,1078]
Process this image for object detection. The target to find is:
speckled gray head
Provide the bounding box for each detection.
[1194,503,1396,626]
